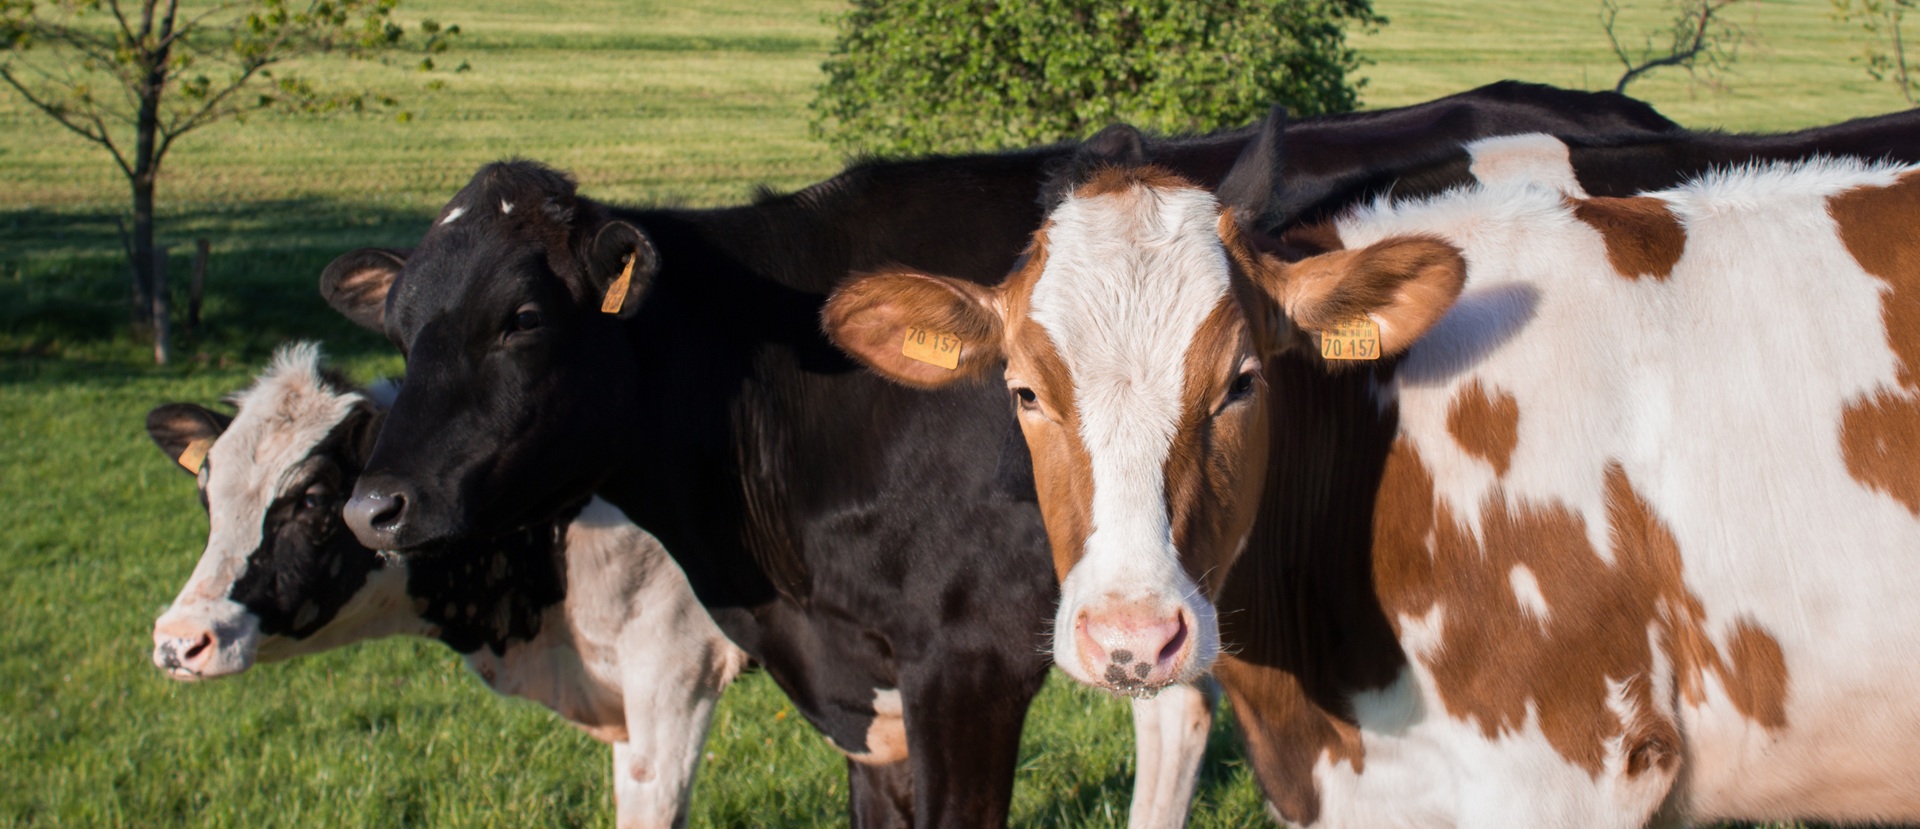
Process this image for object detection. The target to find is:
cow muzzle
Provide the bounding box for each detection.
[1067,600,1205,696]
[151,612,256,681]
[344,475,419,550]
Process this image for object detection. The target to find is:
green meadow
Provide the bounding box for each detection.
[1,0,1906,825]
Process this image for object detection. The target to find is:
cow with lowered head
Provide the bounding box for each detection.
[146,343,746,829]
[317,83,1681,828]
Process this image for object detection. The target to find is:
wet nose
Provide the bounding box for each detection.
[1076,604,1192,693]
[344,476,415,549]
[152,618,217,680]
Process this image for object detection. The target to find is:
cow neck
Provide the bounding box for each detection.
[408,507,575,656]
[1210,351,1409,823]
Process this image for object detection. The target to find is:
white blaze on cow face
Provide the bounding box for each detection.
[1023,172,1243,692]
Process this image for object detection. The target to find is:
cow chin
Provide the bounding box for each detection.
[1052,556,1220,696]
[151,601,261,682]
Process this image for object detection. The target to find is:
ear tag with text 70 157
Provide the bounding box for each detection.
[1320,318,1380,361]
[901,326,962,370]
[600,253,637,315]
[178,438,212,473]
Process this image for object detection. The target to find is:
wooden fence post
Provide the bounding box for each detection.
[152,247,172,366]
[189,239,209,330]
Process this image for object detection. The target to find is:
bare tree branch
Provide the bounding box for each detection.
[1604,0,1752,94]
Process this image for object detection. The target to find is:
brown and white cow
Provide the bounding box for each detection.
[146,344,748,829]
[825,114,1920,826]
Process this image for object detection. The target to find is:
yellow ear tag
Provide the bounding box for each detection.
[901,325,962,370]
[178,438,212,473]
[1320,318,1381,361]
[600,253,636,315]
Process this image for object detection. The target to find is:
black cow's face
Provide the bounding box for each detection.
[323,162,656,551]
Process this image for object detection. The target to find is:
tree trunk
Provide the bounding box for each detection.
[129,1,172,364]
[131,172,157,337]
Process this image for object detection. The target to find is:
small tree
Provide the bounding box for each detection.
[0,0,459,363]
[1602,0,1754,94]
[811,0,1385,157]
[1835,0,1920,103]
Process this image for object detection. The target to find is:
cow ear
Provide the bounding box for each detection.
[1254,235,1467,359]
[822,271,1004,389]
[147,403,232,474]
[1081,122,1148,166]
[321,248,407,332]
[1217,105,1288,233]
[583,221,658,319]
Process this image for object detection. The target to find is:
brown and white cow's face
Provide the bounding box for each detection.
[146,344,407,681]
[825,159,1467,693]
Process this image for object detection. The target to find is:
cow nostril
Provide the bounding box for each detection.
[1157,616,1189,667]
[181,633,212,662]
[368,492,407,529]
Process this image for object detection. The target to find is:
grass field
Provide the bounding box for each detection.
[1,0,1908,825]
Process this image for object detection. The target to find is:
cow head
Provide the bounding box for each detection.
[146,344,410,680]
[321,162,656,551]
[823,112,1468,693]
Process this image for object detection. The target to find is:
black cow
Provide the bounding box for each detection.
[319,83,1680,827]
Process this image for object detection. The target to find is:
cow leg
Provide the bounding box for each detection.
[1126,677,1217,829]
[848,759,915,829]
[897,657,1044,829]
[612,612,745,829]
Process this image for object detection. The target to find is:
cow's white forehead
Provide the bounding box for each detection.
[200,343,364,573]
[1029,182,1231,539]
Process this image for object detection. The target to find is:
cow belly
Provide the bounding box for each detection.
[1676,581,1920,822]
[1302,662,1676,829]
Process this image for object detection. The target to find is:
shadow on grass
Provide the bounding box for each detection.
[1,199,434,383]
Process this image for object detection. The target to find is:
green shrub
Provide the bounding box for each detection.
[812,0,1386,155]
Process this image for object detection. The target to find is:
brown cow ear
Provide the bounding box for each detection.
[146,403,232,474]
[320,248,407,333]
[822,271,1004,389]
[1255,235,1467,359]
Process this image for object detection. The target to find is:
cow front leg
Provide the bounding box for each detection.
[1127,677,1217,829]
[848,759,915,829]
[897,656,1045,829]
[612,615,745,829]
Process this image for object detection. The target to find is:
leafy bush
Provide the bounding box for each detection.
[812,0,1386,155]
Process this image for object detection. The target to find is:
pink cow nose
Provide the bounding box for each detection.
[152,619,217,679]
[1075,605,1192,693]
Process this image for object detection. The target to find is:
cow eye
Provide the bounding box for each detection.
[1227,371,1258,400]
[512,309,541,332]
[1011,386,1039,411]
[299,483,332,513]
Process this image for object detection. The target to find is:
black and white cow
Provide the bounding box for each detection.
[146,343,747,829]
[315,84,1681,827]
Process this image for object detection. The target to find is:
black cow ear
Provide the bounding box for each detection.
[584,221,658,319]
[147,403,232,474]
[1217,105,1289,233]
[1042,122,1152,211]
[320,248,408,332]
[1081,122,1148,166]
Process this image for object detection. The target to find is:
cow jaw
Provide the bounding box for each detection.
[1030,176,1243,692]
